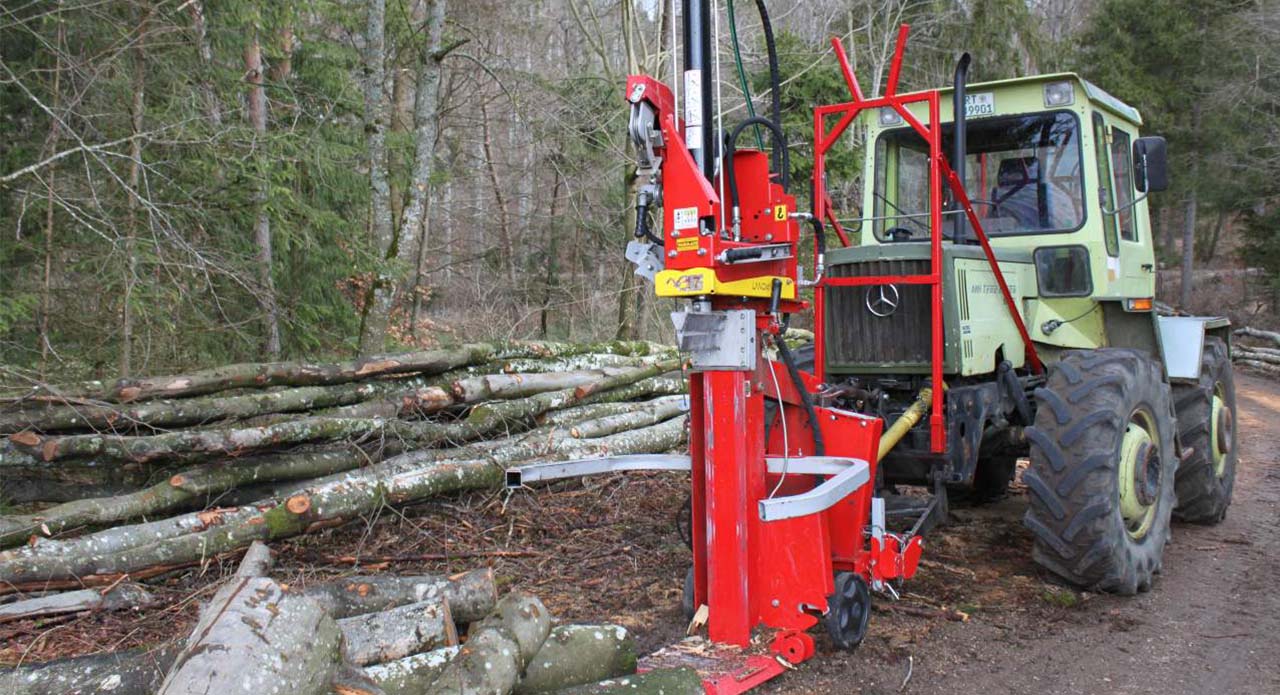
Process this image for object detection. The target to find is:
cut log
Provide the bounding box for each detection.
[469,591,552,664]
[363,647,459,695]
[1236,358,1280,376]
[0,443,399,549]
[572,374,686,406]
[3,643,180,695]
[500,353,664,374]
[0,582,154,624]
[300,568,497,622]
[452,368,627,403]
[570,395,686,439]
[1235,326,1280,347]
[515,624,637,694]
[1234,348,1280,364]
[339,599,457,666]
[427,592,551,694]
[0,419,685,590]
[157,547,342,695]
[462,360,679,434]
[0,382,383,435]
[555,668,704,694]
[15,361,678,465]
[0,341,665,404]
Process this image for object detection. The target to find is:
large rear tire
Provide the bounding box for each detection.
[1172,337,1237,523]
[1023,349,1177,594]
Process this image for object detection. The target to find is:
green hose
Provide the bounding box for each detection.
[726,0,764,149]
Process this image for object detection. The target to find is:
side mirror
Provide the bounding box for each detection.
[1133,136,1168,193]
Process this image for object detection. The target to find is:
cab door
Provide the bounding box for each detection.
[1092,113,1155,298]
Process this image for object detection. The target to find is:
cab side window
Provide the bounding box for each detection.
[1110,127,1136,241]
[1091,113,1119,256]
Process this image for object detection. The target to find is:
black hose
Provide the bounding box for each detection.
[775,333,824,457]
[806,214,825,260]
[725,116,790,220]
[754,0,784,187]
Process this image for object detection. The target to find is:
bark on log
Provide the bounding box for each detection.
[363,647,459,695]
[339,599,457,666]
[0,443,399,548]
[427,592,551,694]
[157,547,342,695]
[462,360,679,435]
[0,382,383,435]
[300,569,497,623]
[1236,359,1280,376]
[452,368,627,403]
[499,353,665,374]
[0,582,154,623]
[16,361,678,465]
[0,342,664,404]
[556,668,703,694]
[1235,326,1280,347]
[0,419,685,590]
[3,643,180,695]
[571,375,686,406]
[1234,348,1280,364]
[515,624,637,694]
[570,396,686,439]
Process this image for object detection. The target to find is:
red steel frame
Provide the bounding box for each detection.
[811,25,1043,454]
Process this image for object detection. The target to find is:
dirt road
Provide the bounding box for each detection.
[780,372,1280,695]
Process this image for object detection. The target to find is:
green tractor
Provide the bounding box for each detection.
[820,70,1238,594]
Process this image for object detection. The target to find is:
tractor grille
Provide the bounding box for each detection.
[825,258,932,369]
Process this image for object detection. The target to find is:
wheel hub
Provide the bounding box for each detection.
[1211,390,1232,477]
[1118,414,1159,539]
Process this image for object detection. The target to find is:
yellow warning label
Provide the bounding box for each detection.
[676,236,699,252]
[773,205,788,222]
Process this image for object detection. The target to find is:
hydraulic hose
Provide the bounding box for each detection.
[806,214,825,280]
[775,330,825,457]
[754,0,784,177]
[725,116,790,228]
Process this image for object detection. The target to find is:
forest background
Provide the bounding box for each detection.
[2,0,1277,381]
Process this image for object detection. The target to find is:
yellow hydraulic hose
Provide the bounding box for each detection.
[877,387,934,462]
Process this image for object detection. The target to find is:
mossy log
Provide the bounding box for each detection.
[0,418,686,590]
[157,542,344,695]
[570,395,686,439]
[0,341,665,404]
[338,599,457,666]
[13,361,677,465]
[300,569,497,623]
[363,647,459,695]
[0,382,384,435]
[3,644,180,695]
[1235,326,1280,347]
[426,592,551,694]
[452,368,629,403]
[515,624,637,694]
[0,443,400,548]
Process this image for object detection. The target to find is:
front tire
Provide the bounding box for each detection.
[1023,349,1177,594]
[1172,337,1237,523]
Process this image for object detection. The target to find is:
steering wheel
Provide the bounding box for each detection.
[886,226,915,241]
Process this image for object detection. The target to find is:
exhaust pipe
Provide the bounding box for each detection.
[952,53,971,242]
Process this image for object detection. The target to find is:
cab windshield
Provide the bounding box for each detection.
[871,111,1085,241]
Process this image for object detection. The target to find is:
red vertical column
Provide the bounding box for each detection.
[927,93,946,452]
[688,373,708,611]
[702,369,753,646]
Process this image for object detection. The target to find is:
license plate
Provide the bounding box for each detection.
[965,92,995,118]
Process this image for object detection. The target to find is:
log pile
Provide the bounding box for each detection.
[0,342,687,579]
[0,342,702,692]
[4,542,701,695]
[1233,326,1280,377]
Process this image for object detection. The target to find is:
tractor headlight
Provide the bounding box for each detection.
[1043,81,1074,107]
[879,107,903,126]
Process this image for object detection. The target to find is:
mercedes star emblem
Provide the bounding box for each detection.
[865,284,901,317]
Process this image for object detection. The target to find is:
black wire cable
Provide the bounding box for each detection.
[774,330,825,457]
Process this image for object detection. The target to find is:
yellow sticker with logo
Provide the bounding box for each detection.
[676,236,699,252]
[773,205,787,222]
